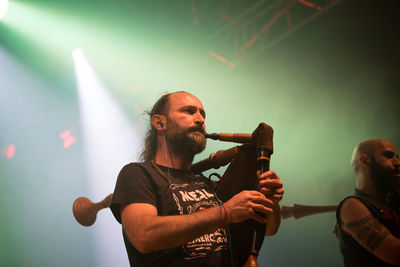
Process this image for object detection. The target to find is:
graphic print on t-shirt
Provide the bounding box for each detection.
[170,179,228,260]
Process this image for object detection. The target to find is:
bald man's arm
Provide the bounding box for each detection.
[339,198,400,265]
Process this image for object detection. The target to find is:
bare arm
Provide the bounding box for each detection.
[121,190,274,253]
[339,198,400,265]
[265,204,281,236]
[121,203,223,253]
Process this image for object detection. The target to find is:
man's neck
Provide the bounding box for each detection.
[154,145,194,171]
[357,174,385,202]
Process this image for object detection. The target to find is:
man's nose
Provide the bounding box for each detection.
[194,112,205,126]
[394,156,400,166]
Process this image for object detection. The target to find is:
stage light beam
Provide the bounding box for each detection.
[0,0,9,19]
[73,48,140,267]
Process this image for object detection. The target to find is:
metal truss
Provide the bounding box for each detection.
[178,0,344,67]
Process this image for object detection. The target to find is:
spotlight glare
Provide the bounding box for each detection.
[72,48,84,58]
[0,0,9,19]
[6,144,15,159]
[60,130,76,148]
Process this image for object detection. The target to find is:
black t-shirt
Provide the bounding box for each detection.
[110,162,230,267]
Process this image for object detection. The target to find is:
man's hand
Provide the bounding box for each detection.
[223,190,275,224]
[258,170,284,205]
[257,170,283,235]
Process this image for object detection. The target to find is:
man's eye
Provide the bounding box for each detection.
[383,151,395,159]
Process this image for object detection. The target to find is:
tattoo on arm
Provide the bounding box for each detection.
[343,215,391,252]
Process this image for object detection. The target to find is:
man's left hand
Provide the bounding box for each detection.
[258,170,284,205]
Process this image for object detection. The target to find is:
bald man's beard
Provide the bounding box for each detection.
[166,127,206,157]
[370,159,400,199]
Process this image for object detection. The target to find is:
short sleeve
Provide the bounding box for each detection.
[110,163,157,223]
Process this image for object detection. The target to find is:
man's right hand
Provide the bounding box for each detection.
[223,190,275,224]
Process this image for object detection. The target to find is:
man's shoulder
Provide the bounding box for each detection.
[340,196,369,208]
[339,197,372,222]
[122,161,148,168]
[120,162,155,173]
[117,162,162,184]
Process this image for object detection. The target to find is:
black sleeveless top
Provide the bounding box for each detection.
[336,189,400,267]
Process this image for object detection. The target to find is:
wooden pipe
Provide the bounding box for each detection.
[281,204,338,219]
[72,194,113,226]
[191,146,239,174]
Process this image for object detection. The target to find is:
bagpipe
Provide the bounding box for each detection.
[73,122,337,267]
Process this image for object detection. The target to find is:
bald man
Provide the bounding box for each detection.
[336,139,400,266]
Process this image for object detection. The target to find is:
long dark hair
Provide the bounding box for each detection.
[139,91,187,162]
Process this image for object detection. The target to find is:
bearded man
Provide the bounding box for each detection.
[336,139,400,266]
[110,91,284,267]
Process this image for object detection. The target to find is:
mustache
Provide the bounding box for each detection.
[188,127,206,136]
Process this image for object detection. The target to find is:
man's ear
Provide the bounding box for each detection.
[359,154,371,169]
[151,114,166,132]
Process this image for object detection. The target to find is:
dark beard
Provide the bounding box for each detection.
[167,127,206,158]
[370,158,400,206]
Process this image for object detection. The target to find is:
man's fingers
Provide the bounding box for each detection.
[252,203,273,214]
[258,170,280,180]
[261,187,284,194]
[252,213,269,224]
[259,179,283,188]
[250,204,272,224]
[271,193,283,201]
[250,192,275,207]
